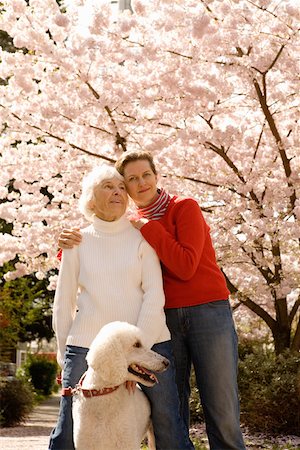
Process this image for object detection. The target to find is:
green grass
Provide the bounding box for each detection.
[191,438,208,450]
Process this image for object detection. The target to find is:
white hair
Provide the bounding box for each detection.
[79,164,125,221]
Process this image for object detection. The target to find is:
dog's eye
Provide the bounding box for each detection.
[133,341,141,348]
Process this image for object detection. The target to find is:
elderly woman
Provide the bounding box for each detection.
[49,165,193,450]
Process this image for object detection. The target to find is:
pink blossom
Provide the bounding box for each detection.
[0,0,298,349]
[192,15,210,39]
[54,13,70,28]
[13,35,28,49]
[35,271,46,280]
[131,0,146,15]
[11,0,27,14]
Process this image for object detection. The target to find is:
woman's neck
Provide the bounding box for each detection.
[136,190,160,208]
[136,189,172,220]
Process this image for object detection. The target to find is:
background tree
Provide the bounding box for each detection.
[0,0,299,354]
[0,259,55,357]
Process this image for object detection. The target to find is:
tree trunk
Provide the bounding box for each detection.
[291,318,300,352]
[272,324,291,355]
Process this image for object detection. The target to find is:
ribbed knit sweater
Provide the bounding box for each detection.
[138,196,230,309]
[53,215,170,368]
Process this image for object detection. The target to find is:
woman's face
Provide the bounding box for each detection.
[122,159,158,207]
[90,176,128,221]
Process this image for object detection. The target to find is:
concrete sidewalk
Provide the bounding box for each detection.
[0,393,60,450]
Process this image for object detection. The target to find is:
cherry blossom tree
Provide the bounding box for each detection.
[0,0,299,353]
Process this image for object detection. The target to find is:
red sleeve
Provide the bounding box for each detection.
[140,199,208,281]
[57,248,62,261]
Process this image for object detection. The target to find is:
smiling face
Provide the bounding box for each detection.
[122,159,159,207]
[89,176,128,221]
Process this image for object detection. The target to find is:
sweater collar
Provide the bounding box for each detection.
[136,188,172,220]
[92,214,130,234]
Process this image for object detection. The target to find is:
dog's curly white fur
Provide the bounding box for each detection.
[73,321,169,450]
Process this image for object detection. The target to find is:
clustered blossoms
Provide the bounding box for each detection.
[0,0,299,345]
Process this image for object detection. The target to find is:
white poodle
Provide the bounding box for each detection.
[72,321,170,450]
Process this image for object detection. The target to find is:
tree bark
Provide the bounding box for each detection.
[291,318,300,352]
[272,324,291,355]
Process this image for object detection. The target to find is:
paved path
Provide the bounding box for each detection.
[1,394,300,449]
[0,393,60,450]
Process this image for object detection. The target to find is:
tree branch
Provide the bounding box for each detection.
[273,295,289,331]
[5,109,116,163]
[252,77,296,212]
[85,81,100,100]
[291,316,300,352]
[289,296,300,326]
[84,81,128,152]
[104,105,127,152]
[222,269,277,330]
[204,141,262,206]
[164,172,253,200]
[240,244,275,285]
[245,1,295,31]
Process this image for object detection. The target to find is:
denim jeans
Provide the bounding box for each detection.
[141,340,194,449]
[49,345,88,450]
[49,342,194,450]
[166,300,246,450]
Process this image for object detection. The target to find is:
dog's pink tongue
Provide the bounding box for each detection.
[139,365,158,383]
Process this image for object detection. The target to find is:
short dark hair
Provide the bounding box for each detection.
[115,150,157,176]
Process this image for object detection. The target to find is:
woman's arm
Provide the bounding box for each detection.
[135,240,170,349]
[53,247,79,368]
[139,199,208,281]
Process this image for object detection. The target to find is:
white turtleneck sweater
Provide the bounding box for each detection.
[53,215,170,368]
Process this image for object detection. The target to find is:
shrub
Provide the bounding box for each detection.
[238,349,300,435]
[23,354,59,396]
[189,343,300,435]
[0,377,34,427]
[238,336,271,360]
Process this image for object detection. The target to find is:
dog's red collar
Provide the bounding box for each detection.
[61,385,119,397]
[61,372,120,398]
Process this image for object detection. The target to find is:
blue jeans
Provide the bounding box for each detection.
[49,342,194,450]
[49,345,88,450]
[166,300,246,450]
[141,341,194,449]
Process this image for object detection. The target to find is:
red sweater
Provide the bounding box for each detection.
[139,196,229,309]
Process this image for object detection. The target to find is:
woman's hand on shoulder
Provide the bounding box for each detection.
[130,218,149,230]
[58,228,82,249]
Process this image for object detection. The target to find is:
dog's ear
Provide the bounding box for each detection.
[86,334,128,385]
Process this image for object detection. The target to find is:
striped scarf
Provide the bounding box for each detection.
[136,188,172,220]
